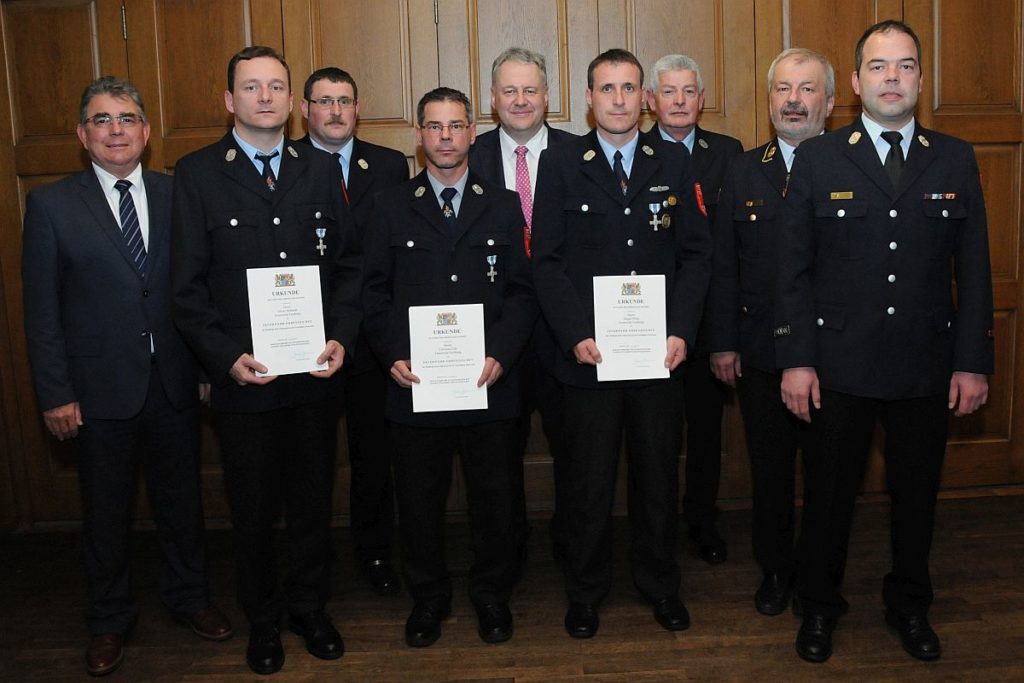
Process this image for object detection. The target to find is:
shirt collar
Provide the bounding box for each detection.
[231,129,284,162]
[595,129,639,173]
[657,125,696,153]
[498,124,548,160]
[425,166,470,202]
[860,113,915,154]
[92,162,144,194]
[308,135,354,165]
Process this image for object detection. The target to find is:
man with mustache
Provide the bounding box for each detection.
[775,21,993,662]
[641,55,742,566]
[299,67,409,598]
[362,87,536,648]
[706,47,835,617]
[468,47,577,568]
[532,49,711,637]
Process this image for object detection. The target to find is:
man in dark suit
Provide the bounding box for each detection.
[22,76,231,677]
[468,46,577,566]
[298,67,409,597]
[171,47,361,675]
[532,49,712,638]
[776,21,993,663]
[640,54,743,565]
[707,47,835,616]
[362,87,536,648]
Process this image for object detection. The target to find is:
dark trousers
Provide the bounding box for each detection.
[681,355,728,528]
[77,366,207,635]
[391,419,518,607]
[343,364,395,563]
[797,388,948,618]
[512,333,568,560]
[215,399,339,625]
[736,366,804,575]
[562,382,683,605]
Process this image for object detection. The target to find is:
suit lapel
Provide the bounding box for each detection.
[756,139,790,196]
[624,141,660,205]
[843,119,896,198]
[77,170,144,278]
[142,171,170,281]
[896,126,937,200]
[484,131,505,185]
[409,171,449,238]
[345,138,372,207]
[219,133,274,201]
[579,130,628,205]
[452,174,487,244]
[691,126,712,179]
[271,140,306,205]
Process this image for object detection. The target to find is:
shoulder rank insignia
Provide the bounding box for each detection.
[414,186,426,198]
[225,149,237,162]
[642,145,654,156]
[583,150,596,161]
[472,184,483,195]
[287,145,299,158]
[698,138,709,149]
[918,134,930,148]
[848,131,861,145]
[762,144,777,163]
[358,158,369,169]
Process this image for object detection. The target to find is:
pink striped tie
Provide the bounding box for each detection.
[514,145,533,258]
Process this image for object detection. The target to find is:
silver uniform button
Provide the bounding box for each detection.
[889,209,898,218]
[837,209,845,218]
[629,270,637,276]
[887,306,895,315]
[947,321,952,328]
[816,318,824,326]
[450,274,458,282]
[624,208,631,216]
[273,216,281,225]
[406,240,414,248]
[487,238,495,246]
[942,209,949,218]
[581,204,589,212]
[315,211,322,219]
[889,241,898,250]
[279,251,287,259]
[627,239,634,247]
[230,218,239,227]
[888,274,896,283]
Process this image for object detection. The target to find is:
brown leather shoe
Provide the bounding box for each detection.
[85,633,123,676]
[183,606,234,641]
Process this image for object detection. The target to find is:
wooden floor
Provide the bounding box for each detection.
[2,495,1023,682]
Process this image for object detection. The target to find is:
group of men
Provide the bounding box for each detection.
[21,18,992,677]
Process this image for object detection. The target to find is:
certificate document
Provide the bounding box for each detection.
[593,274,669,382]
[246,265,327,376]
[408,303,488,413]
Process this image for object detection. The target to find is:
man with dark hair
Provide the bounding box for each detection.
[362,86,536,648]
[641,53,743,566]
[776,21,993,663]
[172,46,361,675]
[468,46,577,568]
[299,66,408,597]
[708,47,835,616]
[23,76,231,676]
[532,49,712,638]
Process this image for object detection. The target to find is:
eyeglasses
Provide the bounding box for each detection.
[85,113,143,128]
[310,96,356,109]
[421,122,470,136]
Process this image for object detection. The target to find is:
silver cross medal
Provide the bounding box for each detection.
[315,228,327,256]
[486,254,497,282]
[648,202,662,231]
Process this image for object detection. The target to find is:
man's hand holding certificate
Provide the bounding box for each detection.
[406,303,491,412]
[592,274,679,382]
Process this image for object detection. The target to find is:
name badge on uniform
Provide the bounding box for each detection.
[648,203,662,231]
[315,228,327,256]
[486,255,498,282]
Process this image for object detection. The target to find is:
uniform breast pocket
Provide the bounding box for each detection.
[813,199,867,259]
[734,204,776,259]
[922,200,964,259]
[207,210,264,267]
[390,235,436,286]
[563,197,607,248]
[469,233,512,286]
[297,203,338,258]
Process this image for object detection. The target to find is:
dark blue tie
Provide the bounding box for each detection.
[440,186,458,234]
[613,150,628,196]
[255,151,279,191]
[114,179,146,276]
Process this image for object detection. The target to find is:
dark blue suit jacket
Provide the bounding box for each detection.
[468,123,578,187]
[23,168,199,418]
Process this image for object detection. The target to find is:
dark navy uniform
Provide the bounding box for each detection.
[531,130,711,605]
[299,134,409,567]
[361,169,536,609]
[469,123,578,564]
[706,138,805,578]
[774,118,994,618]
[172,132,361,626]
[641,124,742,539]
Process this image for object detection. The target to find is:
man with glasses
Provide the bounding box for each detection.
[22,76,232,676]
[299,67,409,598]
[362,87,536,648]
[172,46,361,675]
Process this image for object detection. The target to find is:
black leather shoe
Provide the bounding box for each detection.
[795,613,836,663]
[362,559,401,596]
[755,572,793,616]
[246,623,284,675]
[405,603,450,648]
[652,596,690,631]
[886,610,941,661]
[689,524,727,565]
[564,603,599,638]
[288,610,344,660]
[474,602,513,643]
